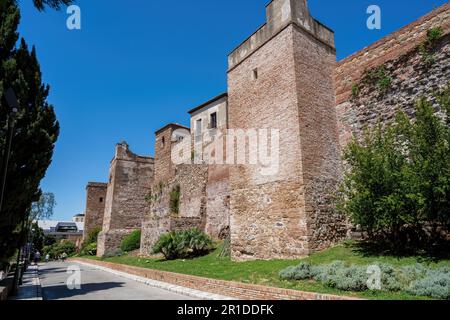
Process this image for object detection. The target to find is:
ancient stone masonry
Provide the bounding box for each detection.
[227,0,346,261]
[140,104,231,255]
[83,182,107,241]
[96,142,154,257]
[84,0,449,261]
[334,3,450,108]
[334,4,450,148]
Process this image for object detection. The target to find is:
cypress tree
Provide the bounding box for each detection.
[0,0,59,262]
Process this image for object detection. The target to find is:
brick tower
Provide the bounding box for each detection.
[227,0,347,260]
[83,182,107,242]
[97,142,154,257]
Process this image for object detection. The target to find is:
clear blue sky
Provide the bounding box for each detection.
[17,0,448,221]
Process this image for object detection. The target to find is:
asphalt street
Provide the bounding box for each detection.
[39,262,195,300]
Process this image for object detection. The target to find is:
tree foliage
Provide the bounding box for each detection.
[0,0,59,262]
[339,87,450,252]
[30,192,55,221]
[31,0,72,11]
[6,0,73,11]
[43,240,76,259]
[30,221,44,253]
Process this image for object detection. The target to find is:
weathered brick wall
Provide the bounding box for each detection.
[335,3,450,148]
[337,35,450,148]
[97,142,154,257]
[178,164,208,219]
[227,0,344,260]
[140,164,211,255]
[154,124,188,183]
[83,182,107,242]
[292,25,347,252]
[228,25,305,261]
[97,229,139,256]
[206,165,230,239]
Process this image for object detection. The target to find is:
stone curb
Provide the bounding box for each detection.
[75,260,235,300]
[35,265,43,300]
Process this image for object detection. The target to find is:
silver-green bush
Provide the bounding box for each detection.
[279,262,311,280]
[279,261,450,299]
[378,263,403,292]
[408,268,450,300]
[310,261,346,283]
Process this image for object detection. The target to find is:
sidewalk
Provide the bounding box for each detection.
[8,265,43,300]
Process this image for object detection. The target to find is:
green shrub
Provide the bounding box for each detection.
[44,240,77,259]
[419,27,444,64]
[153,232,187,260]
[310,261,346,283]
[364,65,392,92]
[408,268,450,299]
[120,230,141,252]
[378,263,403,292]
[218,237,231,258]
[80,242,97,256]
[279,260,450,298]
[79,227,102,256]
[153,229,214,260]
[329,265,368,292]
[103,249,124,258]
[399,264,427,284]
[351,83,360,98]
[308,262,368,291]
[184,228,214,256]
[170,185,181,214]
[279,262,311,280]
[338,92,450,252]
[85,227,101,246]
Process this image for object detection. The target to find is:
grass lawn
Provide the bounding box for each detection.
[83,241,450,300]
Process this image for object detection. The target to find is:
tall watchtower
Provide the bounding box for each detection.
[227,0,346,260]
[154,124,190,184]
[96,142,154,257]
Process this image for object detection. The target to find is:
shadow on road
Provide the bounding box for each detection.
[42,282,126,300]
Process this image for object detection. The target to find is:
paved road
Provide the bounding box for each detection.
[39,262,195,300]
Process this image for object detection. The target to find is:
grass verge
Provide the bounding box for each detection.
[81,241,450,300]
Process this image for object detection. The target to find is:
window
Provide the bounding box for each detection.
[161,136,165,147]
[210,112,217,129]
[196,119,202,137]
[252,68,258,80]
[99,197,103,203]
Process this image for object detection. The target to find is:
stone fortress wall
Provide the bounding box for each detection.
[96,142,154,257]
[83,182,107,241]
[83,0,449,260]
[334,4,450,148]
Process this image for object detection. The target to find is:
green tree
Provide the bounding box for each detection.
[8,0,73,11]
[31,0,72,11]
[30,192,56,221]
[0,0,59,262]
[339,89,450,252]
[30,222,44,253]
[43,234,56,246]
